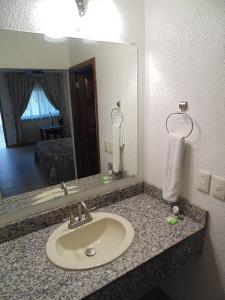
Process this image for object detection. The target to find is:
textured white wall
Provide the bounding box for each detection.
[145,0,225,299]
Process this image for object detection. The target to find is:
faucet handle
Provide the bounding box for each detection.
[63,214,76,225]
[60,181,68,196]
[63,207,96,223]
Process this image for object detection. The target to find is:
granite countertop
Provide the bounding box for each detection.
[0,193,204,300]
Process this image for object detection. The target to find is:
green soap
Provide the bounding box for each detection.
[101,175,109,181]
[103,180,110,184]
[167,216,178,225]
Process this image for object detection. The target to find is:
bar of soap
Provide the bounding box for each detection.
[101,175,110,184]
[167,216,178,225]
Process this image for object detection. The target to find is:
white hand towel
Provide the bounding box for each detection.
[163,133,185,202]
[120,126,125,147]
[113,123,121,173]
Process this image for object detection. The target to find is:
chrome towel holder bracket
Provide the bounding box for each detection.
[111,101,123,126]
[166,101,193,138]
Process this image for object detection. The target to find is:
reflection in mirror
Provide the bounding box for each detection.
[0,70,74,197]
[69,58,100,178]
[0,29,137,215]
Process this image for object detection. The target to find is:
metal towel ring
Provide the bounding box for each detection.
[166,112,193,138]
[111,101,123,126]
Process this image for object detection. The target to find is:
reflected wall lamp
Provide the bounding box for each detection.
[75,0,89,17]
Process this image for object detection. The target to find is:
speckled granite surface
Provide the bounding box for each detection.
[0,193,206,300]
[143,183,208,225]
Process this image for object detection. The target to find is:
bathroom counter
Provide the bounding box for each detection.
[0,193,206,300]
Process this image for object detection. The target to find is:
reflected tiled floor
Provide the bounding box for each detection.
[0,145,52,198]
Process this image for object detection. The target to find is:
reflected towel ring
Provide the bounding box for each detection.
[166,112,193,138]
[111,101,123,126]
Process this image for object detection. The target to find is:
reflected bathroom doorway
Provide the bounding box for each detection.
[69,58,100,179]
[0,109,6,148]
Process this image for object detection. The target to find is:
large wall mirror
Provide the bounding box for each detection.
[0,29,137,217]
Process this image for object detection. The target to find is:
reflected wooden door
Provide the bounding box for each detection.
[69,58,100,178]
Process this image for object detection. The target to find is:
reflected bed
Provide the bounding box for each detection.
[35,137,75,183]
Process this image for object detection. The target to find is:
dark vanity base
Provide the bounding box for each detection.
[84,229,205,300]
[140,287,173,300]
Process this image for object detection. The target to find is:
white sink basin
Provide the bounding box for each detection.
[46,212,134,270]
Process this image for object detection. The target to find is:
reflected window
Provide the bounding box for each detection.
[21,84,59,120]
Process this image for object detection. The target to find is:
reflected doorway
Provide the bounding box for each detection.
[0,108,6,149]
[69,58,100,179]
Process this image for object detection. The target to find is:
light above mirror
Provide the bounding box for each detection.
[75,0,89,17]
[34,0,122,42]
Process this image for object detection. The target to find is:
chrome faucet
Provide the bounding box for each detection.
[61,182,68,196]
[77,201,93,222]
[66,201,94,229]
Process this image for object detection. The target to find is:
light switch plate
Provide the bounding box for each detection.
[211,176,225,201]
[104,140,109,153]
[197,170,211,193]
[109,141,113,154]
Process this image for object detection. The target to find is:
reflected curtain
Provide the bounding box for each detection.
[38,73,65,115]
[6,73,35,144]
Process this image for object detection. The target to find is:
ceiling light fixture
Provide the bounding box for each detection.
[75,0,89,17]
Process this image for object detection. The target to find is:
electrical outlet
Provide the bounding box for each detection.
[197,170,211,193]
[211,176,225,201]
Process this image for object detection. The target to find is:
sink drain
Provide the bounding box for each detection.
[85,247,96,257]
